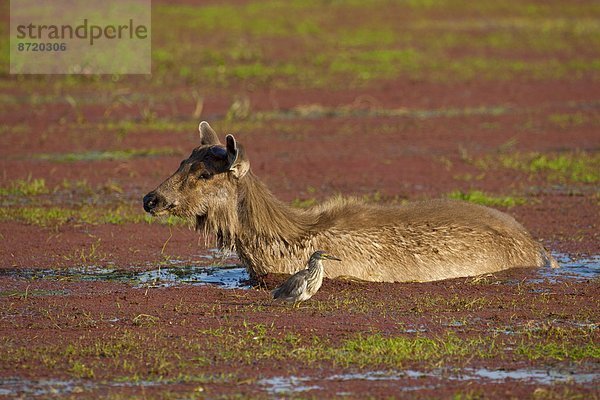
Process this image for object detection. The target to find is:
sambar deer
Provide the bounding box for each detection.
[143,122,558,282]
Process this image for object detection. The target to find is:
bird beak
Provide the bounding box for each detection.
[324,254,342,261]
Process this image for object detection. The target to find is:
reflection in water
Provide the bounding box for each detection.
[2,367,597,397]
[0,265,250,289]
[259,367,599,394]
[0,253,597,291]
[0,378,161,397]
[538,253,600,281]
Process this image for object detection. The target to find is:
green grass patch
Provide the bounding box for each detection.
[143,325,500,367]
[548,112,588,129]
[328,49,422,81]
[33,148,179,163]
[255,104,511,120]
[148,0,600,88]
[0,207,74,226]
[333,333,496,367]
[200,324,600,365]
[0,178,48,196]
[69,361,95,378]
[0,178,133,209]
[448,190,526,208]
[0,123,31,135]
[0,205,186,227]
[468,151,600,183]
[337,27,396,47]
[0,289,69,297]
[516,341,600,361]
[504,153,599,183]
[3,322,598,381]
[4,0,600,89]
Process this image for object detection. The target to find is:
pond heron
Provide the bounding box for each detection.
[272,250,341,306]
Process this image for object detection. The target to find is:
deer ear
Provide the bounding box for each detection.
[226,134,249,178]
[225,134,238,165]
[199,121,220,145]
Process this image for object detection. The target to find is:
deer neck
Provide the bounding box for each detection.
[235,172,313,243]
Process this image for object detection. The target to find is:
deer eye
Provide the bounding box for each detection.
[198,171,213,180]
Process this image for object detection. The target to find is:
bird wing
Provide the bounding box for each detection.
[272,270,308,300]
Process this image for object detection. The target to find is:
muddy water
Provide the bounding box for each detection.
[538,253,600,281]
[0,377,162,397]
[0,247,254,289]
[0,253,597,291]
[13,367,594,399]
[0,264,250,289]
[259,368,600,395]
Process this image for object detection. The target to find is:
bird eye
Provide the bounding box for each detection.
[198,172,213,180]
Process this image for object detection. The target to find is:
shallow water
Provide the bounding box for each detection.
[537,253,600,281]
[0,378,87,397]
[463,368,598,385]
[0,377,162,397]
[0,264,250,289]
[0,248,254,289]
[0,253,596,291]
[327,368,598,384]
[3,366,597,397]
[259,367,600,394]
[258,376,322,395]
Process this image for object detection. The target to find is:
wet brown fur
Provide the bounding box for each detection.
[144,122,559,282]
